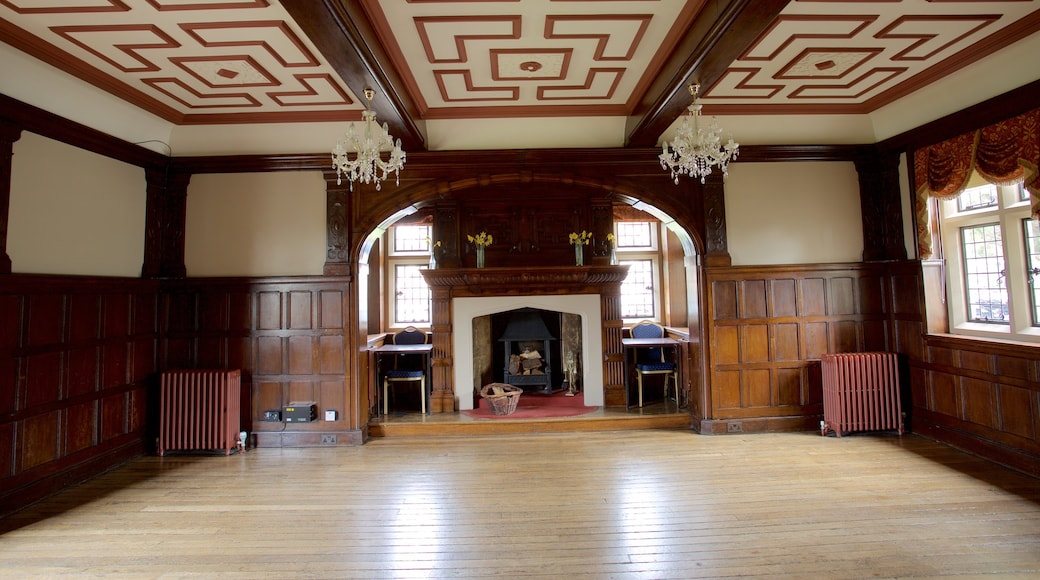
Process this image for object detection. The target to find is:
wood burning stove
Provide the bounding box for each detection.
[498,308,557,394]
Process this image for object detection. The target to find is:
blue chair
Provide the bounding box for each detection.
[631,320,678,408]
[383,327,429,415]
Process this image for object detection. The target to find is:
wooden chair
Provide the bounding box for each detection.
[630,320,678,408]
[382,327,429,415]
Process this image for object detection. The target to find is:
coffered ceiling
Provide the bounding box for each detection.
[1,0,1039,155]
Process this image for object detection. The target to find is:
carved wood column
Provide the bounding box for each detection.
[0,120,21,274]
[856,150,906,262]
[322,170,352,276]
[599,279,626,406]
[591,197,613,261]
[432,199,460,269]
[702,172,731,267]
[429,284,454,412]
[142,165,190,278]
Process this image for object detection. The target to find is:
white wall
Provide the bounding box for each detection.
[184,171,326,277]
[724,161,863,266]
[9,132,146,276]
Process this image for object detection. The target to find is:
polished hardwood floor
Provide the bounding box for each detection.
[2,428,1039,578]
[370,397,691,437]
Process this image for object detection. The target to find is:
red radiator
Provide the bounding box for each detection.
[820,353,904,437]
[158,369,241,456]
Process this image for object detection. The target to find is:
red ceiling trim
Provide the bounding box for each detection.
[142,77,261,109]
[50,24,180,73]
[145,0,268,10]
[538,68,625,101]
[268,73,354,108]
[740,15,878,62]
[414,15,521,64]
[433,70,519,103]
[179,20,318,67]
[0,0,128,14]
[877,14,1000,61]
[544,14,652,61]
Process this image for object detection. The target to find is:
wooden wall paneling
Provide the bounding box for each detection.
[914,335,1040,477]
[25,352,61,408]
[20,411,59,471]
[704,264,894,432]
[157,278,354,445]
[27,294,64,347]
[64,401,96,454]
[1,276,157,517]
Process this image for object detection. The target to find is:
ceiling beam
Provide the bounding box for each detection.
[281,0,427,151]
[625,0,790,148]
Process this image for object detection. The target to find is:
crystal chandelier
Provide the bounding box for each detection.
[659,84,739,184]
[332,88,406,191]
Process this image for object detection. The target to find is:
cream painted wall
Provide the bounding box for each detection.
[184,172,326,277]
[724,162,863,266]
[8,132,146,276]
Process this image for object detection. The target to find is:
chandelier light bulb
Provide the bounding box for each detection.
[331,88,406,191]
[659,84,739,185]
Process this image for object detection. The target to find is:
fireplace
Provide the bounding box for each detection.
[497,308,558,394]
[422,266,628,412]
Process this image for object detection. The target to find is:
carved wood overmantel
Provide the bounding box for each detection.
[421,265,630,410]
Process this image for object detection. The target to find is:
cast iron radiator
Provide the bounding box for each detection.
[820,353,903,437]
[158,369,241,456]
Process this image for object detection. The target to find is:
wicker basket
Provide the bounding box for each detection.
[480,383,523,415]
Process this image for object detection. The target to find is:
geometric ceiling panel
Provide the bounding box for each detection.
[0,0,360,123]
[2,0,1039,152]
[704,0,1040,114]
[363,0,700,119]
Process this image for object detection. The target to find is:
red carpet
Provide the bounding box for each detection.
[463,391,597,419]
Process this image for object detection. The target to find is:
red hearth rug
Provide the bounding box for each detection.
[462,391,597,419]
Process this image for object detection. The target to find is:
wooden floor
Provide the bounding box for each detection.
[370,398,691,437]
[2,431,1039,579]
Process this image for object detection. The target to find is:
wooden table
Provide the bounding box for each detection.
[621,337,680,408]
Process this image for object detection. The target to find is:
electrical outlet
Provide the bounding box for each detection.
[727,422,743,433]
[321,434,337,445]
[263,410,281,421]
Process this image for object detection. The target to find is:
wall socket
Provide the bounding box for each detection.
[320,434,337,445]
[727,422,743,433]
[263,410,281,421]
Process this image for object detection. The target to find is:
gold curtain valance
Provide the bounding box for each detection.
[913,107,1040,259]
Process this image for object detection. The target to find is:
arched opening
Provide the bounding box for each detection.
[354,174,706,427]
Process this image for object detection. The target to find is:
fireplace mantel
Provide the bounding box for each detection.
[422,265,629,297]
[421,265,630,411]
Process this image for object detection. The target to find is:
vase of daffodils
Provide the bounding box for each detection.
[569,230,592,266]
[429,240,441,269]
[607,233,617,265]
[467,231,493,268]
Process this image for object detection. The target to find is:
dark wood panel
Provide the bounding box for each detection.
[0,275,159,514]
[27,294,64,347]
[102,293,130,338]
[68,294,99,342]
[65,401,96,454]
[705,263,899,422]
[288,291,312,330]
[20,411,59,471]
[319,290,342,329]
[67,347,97,398]
[742,280,767,318]
[997,384,1037,440]
[25,352,61,408]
